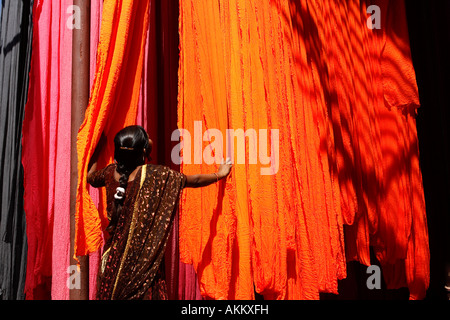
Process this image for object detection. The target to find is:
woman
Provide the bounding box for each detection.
[87,125,232,300]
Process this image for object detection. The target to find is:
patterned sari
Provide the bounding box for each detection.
[88,163,186,300]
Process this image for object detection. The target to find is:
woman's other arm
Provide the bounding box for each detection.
[87,133,107,179]
[185,158,232,188]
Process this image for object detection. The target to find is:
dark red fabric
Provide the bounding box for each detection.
[136,0,202,300]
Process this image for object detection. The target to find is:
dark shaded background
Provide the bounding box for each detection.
[405,1,450,301]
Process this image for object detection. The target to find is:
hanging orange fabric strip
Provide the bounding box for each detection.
[74,0,150,259]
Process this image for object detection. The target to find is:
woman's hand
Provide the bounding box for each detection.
[88,132,107,175]
[184,158,232,188]
[217,157,232,179]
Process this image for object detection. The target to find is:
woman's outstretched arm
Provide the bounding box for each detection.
[185,158,232,188]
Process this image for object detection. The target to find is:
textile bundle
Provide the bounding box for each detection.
[19,0,201,300]
[20,0,107,300]
[178,0,429,300]
[21,0,73,300]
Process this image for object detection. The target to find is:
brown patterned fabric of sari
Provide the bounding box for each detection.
[88,163,186,300]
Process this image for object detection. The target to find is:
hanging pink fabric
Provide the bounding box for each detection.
[22,0,73,300]
[22,0,105,300]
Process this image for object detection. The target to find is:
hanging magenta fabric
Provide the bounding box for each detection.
[75,0,150,260]
[22,0,73,300]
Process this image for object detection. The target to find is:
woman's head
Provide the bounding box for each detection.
[114,125,152,174]
[108,125,152,233]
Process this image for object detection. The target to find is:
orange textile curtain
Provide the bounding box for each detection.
[178,0,429,300]
[178,0,346,300]
[74,0,150,258]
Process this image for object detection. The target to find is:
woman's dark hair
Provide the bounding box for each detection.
[107,125,151,232]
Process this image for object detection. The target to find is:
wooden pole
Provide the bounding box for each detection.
[70,0,90,300]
